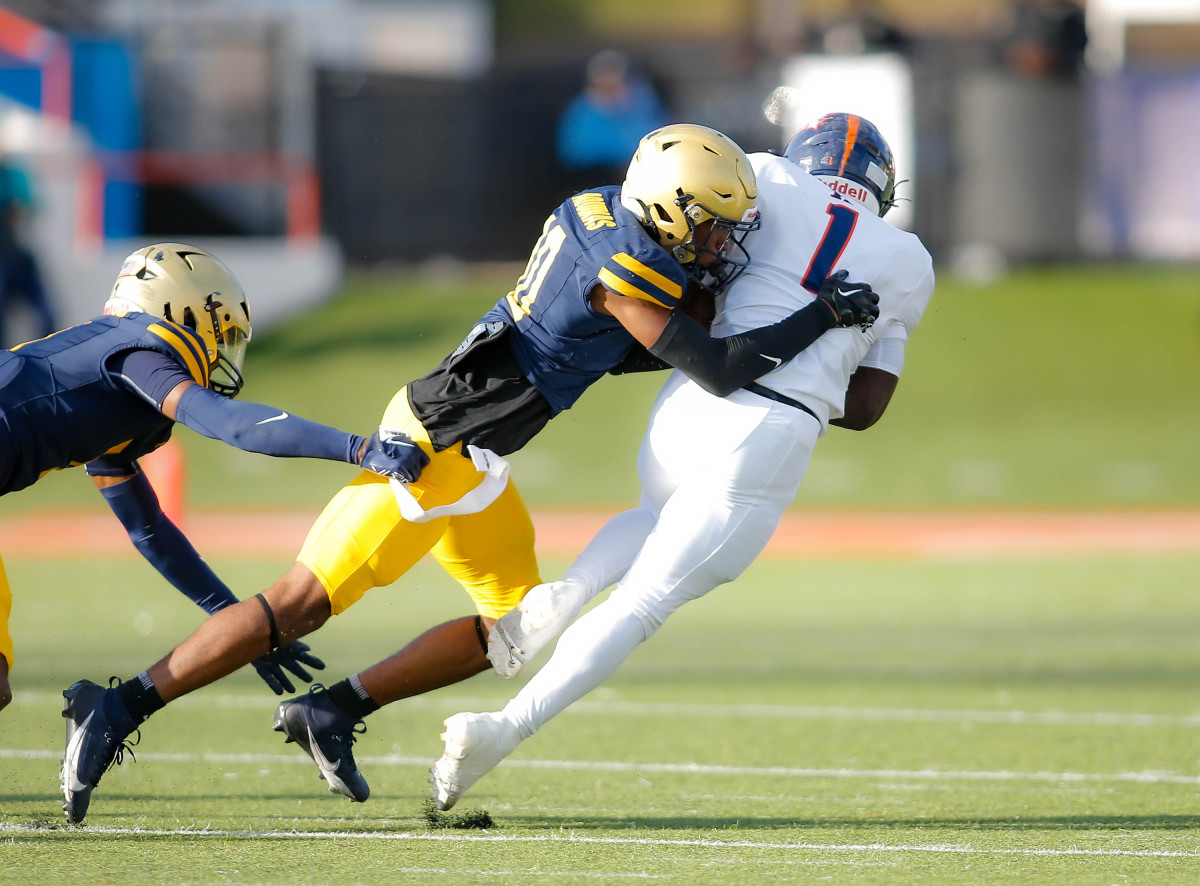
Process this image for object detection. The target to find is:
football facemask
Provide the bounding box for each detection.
[673,198,759,295]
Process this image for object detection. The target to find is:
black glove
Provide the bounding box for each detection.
[251,640,326,695]
[815,269,879,331]
[360,429,430,484]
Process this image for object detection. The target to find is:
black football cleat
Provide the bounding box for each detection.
[60,679,138,824]
[273,684,369,802]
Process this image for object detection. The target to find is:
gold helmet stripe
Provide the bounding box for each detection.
[148,322,211,388]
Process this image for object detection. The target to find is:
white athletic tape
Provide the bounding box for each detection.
[390,444,510,523]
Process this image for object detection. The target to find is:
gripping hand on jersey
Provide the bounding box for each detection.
[252,641,325,695]
[816,269,879,331]
[359,430,429,484]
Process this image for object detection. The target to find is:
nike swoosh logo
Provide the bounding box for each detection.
[761,354,782,368]
[307,724,341,774]
[256,412,289,425]
[63,711,94,791]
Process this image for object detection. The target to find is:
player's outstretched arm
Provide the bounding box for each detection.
[163,382,428,482]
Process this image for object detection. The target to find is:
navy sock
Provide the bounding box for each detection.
[326,677,379,720]
[115,672,165,726]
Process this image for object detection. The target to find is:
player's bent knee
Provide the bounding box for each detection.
[264,564,334,639]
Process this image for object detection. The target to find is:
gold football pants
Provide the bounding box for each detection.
[0,554,12,668]
[297,387,541,619]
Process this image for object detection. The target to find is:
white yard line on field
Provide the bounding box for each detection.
[0,822,1198,858]
[14,690,1200,728]
[4,746,1200,786]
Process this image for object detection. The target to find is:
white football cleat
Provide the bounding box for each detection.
[488,579,587,678]
[429,711,520,811]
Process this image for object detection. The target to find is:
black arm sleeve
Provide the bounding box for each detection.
[608,343,672,376]
[646,301,836,398]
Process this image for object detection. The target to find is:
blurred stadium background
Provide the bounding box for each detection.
[2,1,1197,319]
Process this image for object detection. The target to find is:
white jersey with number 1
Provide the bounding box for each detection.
[712,152,935,432]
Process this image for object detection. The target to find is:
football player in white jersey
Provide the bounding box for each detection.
[430,112,936,811]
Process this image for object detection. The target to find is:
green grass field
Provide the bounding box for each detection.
[2,263,1200,883]
[3,552,1200,884]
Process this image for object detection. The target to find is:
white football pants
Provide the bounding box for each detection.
[503,370,820,739]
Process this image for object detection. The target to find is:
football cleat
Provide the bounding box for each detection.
[429,711,521,811]
[60,679,138,824]
[487,579,588,679]
[272,684,369,802]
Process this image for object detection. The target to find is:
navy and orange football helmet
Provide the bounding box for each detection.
[784,113,897,217]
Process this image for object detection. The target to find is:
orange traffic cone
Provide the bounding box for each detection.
[140,437,186,526]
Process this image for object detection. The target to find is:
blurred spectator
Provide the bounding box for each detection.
[555,50,668,194]
[1000,0,1088,78]
[0,151,56,347]
[820,0,911,55]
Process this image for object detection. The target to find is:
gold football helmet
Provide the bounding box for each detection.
[620,123,760,293]
[104,243,252,397]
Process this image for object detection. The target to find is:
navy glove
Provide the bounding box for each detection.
[251,640,326,695]
[360,429,429,484]
[816,269,879,330]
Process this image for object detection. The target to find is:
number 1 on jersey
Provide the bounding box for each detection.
[801,204,859,294]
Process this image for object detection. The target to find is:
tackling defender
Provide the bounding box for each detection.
[0,243,426,714]
[59,124,878,822]
[429,113,936,810]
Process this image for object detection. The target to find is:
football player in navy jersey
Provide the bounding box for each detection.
[60,126,877,821]
[0,243,427,718]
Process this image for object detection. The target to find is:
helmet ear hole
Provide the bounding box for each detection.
[182,306,198,331]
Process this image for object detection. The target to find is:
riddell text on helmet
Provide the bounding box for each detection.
[823,178,870,204]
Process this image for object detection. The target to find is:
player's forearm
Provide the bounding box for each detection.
[99,472,238,614]
[647,304,835,398]
[174,385,364,463]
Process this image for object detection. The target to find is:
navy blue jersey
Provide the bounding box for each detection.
[0,313,211,494]
[481,186,687,415]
